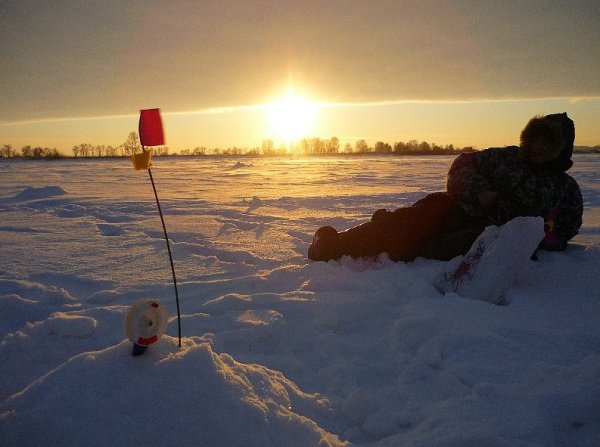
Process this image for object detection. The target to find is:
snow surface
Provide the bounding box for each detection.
[1,155,599,446]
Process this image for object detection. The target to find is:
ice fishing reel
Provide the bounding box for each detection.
[125,299,169,356]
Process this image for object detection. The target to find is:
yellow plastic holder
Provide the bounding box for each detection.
[131,149,152,170]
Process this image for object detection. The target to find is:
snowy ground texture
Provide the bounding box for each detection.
[1,155,599,447]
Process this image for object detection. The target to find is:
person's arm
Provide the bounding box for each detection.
[447,152,496,215]
[539,175,583,251]
[477,190,498,207]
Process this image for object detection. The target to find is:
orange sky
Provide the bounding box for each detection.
[1,1,599,153]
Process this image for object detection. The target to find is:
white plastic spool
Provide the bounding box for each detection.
[125,299,169,346]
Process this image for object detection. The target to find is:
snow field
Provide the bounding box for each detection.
[1,155,599,446]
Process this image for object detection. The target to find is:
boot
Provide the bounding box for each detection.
[307,226,341,261]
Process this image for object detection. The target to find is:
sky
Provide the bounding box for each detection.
[1,0,599,154]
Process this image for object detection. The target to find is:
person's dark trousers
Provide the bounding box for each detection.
[308,192,481,262]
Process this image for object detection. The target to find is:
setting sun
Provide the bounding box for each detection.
[266,93,318,142]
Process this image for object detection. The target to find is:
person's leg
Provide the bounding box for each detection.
[416,228,482,260]
[308,192,460,262]
[307,217,403,261]
[413,199,488,260]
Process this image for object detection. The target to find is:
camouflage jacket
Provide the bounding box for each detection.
[447,146,583,250]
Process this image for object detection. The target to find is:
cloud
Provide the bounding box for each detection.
[2,1,599,123]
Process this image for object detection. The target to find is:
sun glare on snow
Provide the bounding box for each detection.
[266,93,318,142]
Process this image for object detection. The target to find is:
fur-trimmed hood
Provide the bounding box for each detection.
[521,113,575,171]
[544,113,575,171]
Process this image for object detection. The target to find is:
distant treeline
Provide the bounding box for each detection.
[574,146,600,153]
[0,135,476,160]
[2,133,599,160]
[0,145,64,159]
[255,137,478,156]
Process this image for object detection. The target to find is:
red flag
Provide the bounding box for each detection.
[139,108,165,147]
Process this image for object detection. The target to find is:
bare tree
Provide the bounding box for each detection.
[355,139,369,153]
[261,139,274,155]
[327,137,340,154]
[1,144,15,158]
[123,132,140,156]
[374,141,392,153]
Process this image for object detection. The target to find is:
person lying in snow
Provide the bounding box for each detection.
[307,112,583,262]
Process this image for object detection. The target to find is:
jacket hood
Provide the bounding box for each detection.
[542,112,575,171]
